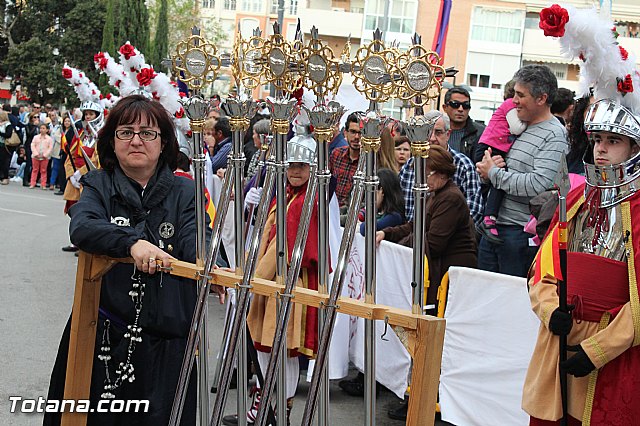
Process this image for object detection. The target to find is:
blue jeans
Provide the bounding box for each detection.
[478,224,537,278]
[50,157,61,186]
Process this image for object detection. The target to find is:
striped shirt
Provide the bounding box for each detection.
[489,117,567,226]
[399,147,484,228]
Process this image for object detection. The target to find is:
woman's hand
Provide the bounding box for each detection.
[375,231,385,247]
[216,168,226,179]
[130,239,174,275]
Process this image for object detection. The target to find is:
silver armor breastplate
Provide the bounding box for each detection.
[569,190,627,261]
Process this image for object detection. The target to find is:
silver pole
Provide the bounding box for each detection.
[166,93,211,426]
[210,296,234,393]
[255,164,319,426]
[223,99,256,426]
[361,115,381,426]
[272,103,292,424]
[404,117,436,315]
[302,154,366,425]
[210,160,278,425]
[305,102,345,425]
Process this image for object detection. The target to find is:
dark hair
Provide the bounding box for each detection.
[513,65,558,105]
[97,95,179,172]
[2,103,10,112]
[566,96,592,166]
[176,151,191,171]
[444,86,471,103]
[377,168,405,218]
[394,135,410,147]
[426,144,456,177]
[11,106,19,116]
[214,117,232,138]
[344,112,361,129]
[551,88,575,114]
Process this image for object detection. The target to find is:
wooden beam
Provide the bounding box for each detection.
[406,317,446,426]
[62,252,109,426]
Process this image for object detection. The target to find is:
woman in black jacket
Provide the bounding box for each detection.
[44,95,220,425]
[0,110,15,184]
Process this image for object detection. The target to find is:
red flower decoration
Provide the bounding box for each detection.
[620,46,629,61]
[62,68,73,79]
[79,73,83,78]
[617,74,634,95]
[115,80,121,87]
[539,4,570,37]
[119,43,136,60]
[106,93,112,100]
[175,108,185,119]
[94,52,109,70]
[137,67,157,87]
[612,27,620,39]
[179,91,187,98]
[579,52,586,62]
[186,130,193,138]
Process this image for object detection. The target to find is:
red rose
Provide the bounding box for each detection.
[106,93,112,100]
[99,94,104,99]
[617,74,634,95]
[539,4,570,37]
[119,43,136,60]
[136,67,157,86]
[62,68,73,79]
[175,107,185,119]
[620,46,629,61]
[94,52,109,70]
[79,73,83,78]
[115,80,121,87]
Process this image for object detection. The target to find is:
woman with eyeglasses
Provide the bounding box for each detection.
[44,95,221,425]
[376,145,477,311]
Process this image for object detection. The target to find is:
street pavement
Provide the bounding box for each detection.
[0,181,448,425]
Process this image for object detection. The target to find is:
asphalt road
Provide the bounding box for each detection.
[0,181,446,426]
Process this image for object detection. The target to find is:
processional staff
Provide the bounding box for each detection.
[553,154,571,426]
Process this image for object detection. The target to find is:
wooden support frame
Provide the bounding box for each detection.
[62,253,445,426]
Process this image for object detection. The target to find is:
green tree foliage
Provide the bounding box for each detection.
[149,0,169,70]
[118,0,150,53]
[101,0,116,57]
[3,0,105,105]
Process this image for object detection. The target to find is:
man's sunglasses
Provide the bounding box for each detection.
[447,100,471,110]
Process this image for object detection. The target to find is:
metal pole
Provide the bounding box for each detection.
[210,161,278,425]
[301,154,366,426]
[404,116,437,315]
[362,115,381,426]
[273,108,290,425]
[255,164,319,426]
[223,99,255,426]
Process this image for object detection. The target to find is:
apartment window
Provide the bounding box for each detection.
[471,7,525,44]
[270,0,298,15]
[523,61,568,80]
[224,0,236,10]
[364,0,417,34]
[241,0,261,12]
[202,0,215,8]
[468,73,490,88]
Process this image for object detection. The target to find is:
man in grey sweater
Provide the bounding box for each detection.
[476,65,567,277]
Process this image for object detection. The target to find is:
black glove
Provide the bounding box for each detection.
[560,345,596,377]
[548,306,574,336]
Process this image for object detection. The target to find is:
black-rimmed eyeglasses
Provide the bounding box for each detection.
[115,129,160,142]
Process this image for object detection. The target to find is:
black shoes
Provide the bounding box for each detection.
[54,190,64,195]
[387,398,408,421]
[338,372,382,397]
